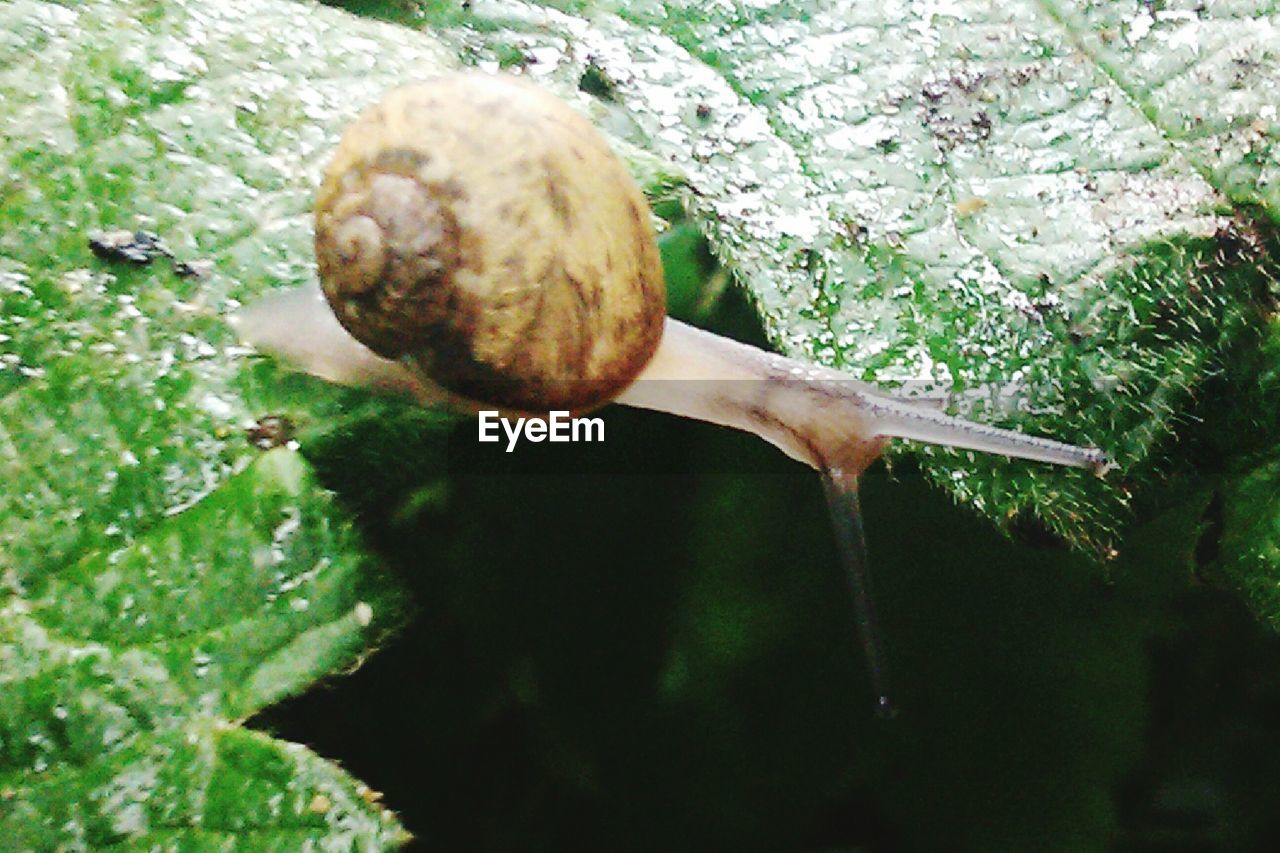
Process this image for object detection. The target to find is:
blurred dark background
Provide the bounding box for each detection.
[254,226,1280,851]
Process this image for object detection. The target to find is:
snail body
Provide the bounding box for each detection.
[234,72,1109,714]
[233,72,1107,480]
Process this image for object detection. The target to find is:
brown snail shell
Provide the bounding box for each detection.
[315,72,666,413]
[233,72,1110,718]
[241,73,1106,477]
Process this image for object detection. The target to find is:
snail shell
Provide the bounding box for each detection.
[316,72,666,413]
[237,74,1107,478]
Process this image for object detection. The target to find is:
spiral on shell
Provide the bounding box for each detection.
[315,73,666,413]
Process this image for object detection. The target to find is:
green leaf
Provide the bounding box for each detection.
[4,725,405,849]
[0,0,463,843]
[407,0,1280,550]
[1,449,406,846]
[1219,451,1280,633]
[3,0,1279,844]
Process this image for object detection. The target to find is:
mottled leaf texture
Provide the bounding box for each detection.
[416,0,1276,554]
[0,0,455,844]
[2,0,1280,845]
[1,452,407,848]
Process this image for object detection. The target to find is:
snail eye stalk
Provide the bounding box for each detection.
[821,469,895,719]
[230,72,1109,721]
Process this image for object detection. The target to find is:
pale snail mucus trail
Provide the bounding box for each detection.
[229,72,1108,713]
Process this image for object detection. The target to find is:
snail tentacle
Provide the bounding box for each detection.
[231,71,1111,714]
[234,294,1107,476]
[234,70,1107,477]
[617,319,1108,476]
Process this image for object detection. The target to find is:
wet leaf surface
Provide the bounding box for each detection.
[410,0,1280,550]
[3,0,1279,847]
[0,0,455,842]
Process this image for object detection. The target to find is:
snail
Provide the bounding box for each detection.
[231,72,1108,713]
